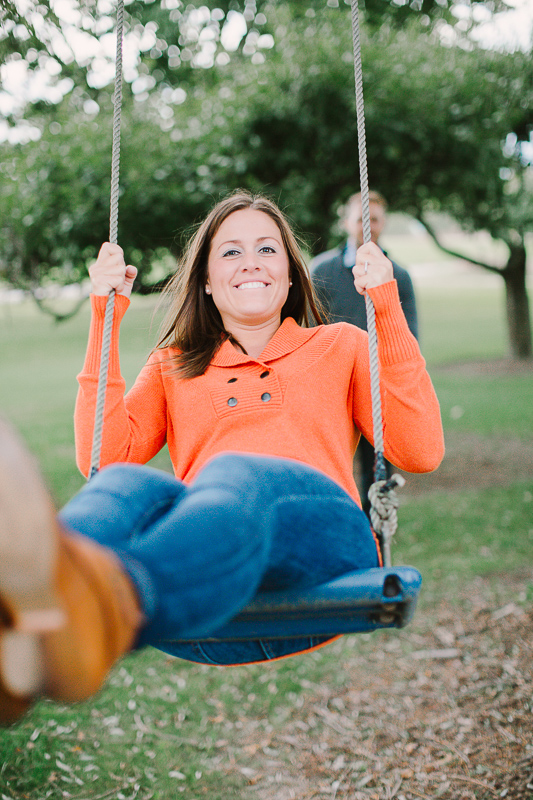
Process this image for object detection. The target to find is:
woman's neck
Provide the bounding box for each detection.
[227,317,281,360]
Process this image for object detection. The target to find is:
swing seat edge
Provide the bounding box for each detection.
[171,566,422,642]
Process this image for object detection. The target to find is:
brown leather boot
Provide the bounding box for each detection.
[0,418,143,725]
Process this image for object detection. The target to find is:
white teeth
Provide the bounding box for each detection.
[236,281,269,289]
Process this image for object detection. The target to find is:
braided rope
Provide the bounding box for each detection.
[351,2,370,247]
[350,0,384,471]
[350,0,402,562]
[88,0,124,479]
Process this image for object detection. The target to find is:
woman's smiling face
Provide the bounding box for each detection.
[206,208,291,332]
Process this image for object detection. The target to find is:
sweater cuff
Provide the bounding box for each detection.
[367,281,420,365]
[82,293,130,376]
[90,292,131,319]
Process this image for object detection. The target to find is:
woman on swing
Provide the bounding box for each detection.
[0,191,444,724]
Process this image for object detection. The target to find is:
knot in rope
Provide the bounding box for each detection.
[368,473,406,566]
[369,473,405,535]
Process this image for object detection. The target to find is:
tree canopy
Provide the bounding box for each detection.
[1,0,532,352]
[0,0,519,131]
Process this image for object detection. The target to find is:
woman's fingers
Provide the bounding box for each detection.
[123,265,138,292]
[89,243,136,298]
[352,242,393,294]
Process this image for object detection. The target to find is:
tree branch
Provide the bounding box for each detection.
[30,290,90,323]
[417,215,505,276]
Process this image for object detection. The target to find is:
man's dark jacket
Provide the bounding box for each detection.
[311,244,418,339]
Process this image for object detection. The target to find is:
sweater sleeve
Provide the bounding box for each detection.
[351,281,444,473]
[74,294,168,477]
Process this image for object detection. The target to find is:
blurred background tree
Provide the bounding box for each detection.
[0,0,531,355]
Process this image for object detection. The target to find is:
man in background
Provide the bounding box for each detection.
[311,190,418,514]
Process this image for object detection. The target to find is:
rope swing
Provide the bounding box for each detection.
[87,0,421,641]
[88,0,124,479]
[350,0,405,567]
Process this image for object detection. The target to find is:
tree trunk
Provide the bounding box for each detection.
[419,215,532,361]
[502,243,532,360]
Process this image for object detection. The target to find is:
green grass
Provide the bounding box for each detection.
[0,640,365,800]
[396,481,533,590]
[418,286,508,365]
[433,369,533,439]
[0,295,171,505]
[0,289,532,799]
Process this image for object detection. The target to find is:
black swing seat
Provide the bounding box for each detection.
[176,566,421,643]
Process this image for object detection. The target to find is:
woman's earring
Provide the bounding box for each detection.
[205,286,211,294]
[289,281,293,286]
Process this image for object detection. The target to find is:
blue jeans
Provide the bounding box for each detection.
[59,454,379,665]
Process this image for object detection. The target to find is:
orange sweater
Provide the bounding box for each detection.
[75,281,444,506]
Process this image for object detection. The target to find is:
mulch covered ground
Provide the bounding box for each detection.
[226,581,533,800]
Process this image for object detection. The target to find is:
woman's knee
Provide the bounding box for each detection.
[193,453,264,494]
[60,463,185,540]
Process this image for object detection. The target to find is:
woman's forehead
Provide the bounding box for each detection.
[212,208,282,244]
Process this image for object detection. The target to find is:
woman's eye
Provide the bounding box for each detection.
[259,246,275,254]
[222,249,240,257]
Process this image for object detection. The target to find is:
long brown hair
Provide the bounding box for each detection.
[155,191,325,378]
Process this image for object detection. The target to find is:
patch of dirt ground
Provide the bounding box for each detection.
[360,358,533,498]
[226,581,533,800]
[397,432,533,498]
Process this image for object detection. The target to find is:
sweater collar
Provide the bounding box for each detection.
[211,317,321,367]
